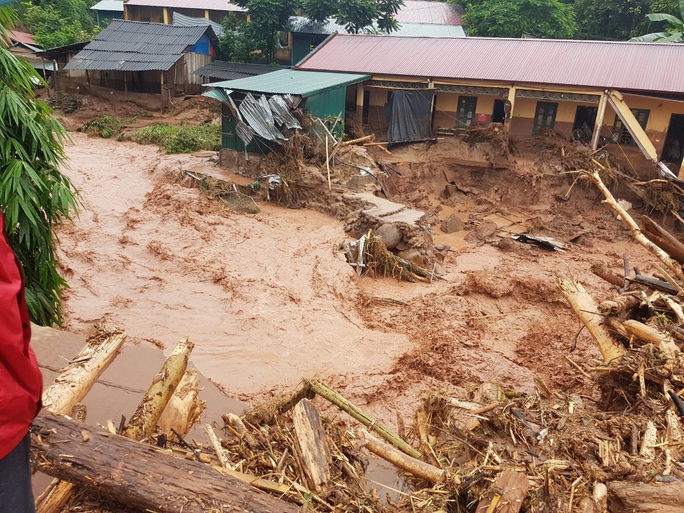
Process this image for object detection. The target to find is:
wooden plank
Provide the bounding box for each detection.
[31,412,299,513]
[292,399,332,492]
[475,470,529,513]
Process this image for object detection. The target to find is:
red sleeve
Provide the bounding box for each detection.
[0,211,43,459]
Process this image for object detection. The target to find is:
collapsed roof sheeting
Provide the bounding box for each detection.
[238,93,287,143]
[268,95,301,130]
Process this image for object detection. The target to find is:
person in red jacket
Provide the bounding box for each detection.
[0,210,43,512]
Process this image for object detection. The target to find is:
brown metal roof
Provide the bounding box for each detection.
[396,1,461,25]
[124,0,245,11]
[8,30,38,46]
[296,34,684,95]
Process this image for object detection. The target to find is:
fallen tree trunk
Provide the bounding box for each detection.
[41,323,126,415]
[31,411,298,513]
[608,481,684,512]
[124,337,194,440]
[641,216,684,264]
[558,277,627,363]
[587,171,684,279]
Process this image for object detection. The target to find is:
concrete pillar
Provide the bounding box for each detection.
[356,82,365,122]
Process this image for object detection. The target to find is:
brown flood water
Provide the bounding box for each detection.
[55,134,412,400]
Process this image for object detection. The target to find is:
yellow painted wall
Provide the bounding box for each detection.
[368,88,389,107]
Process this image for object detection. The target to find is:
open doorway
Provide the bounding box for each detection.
[571,106,598,143]
[661,113,684,169]
[492,99,506,123]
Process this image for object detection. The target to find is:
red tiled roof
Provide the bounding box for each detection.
[8,30,38,46]
[124,0,245,12]
[396,1,461,26]
[297,34,684,95]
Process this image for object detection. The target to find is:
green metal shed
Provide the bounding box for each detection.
[204,69,370,152]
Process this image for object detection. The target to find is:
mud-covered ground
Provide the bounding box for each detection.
[53,96,661,428]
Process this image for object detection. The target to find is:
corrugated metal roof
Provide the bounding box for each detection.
[125,0,245,12]
[194,60,287,80]
[90,0,123,12]
[172,11,224,37]
[395,1,462,25]
[297,34,684,95]
[205,69,370,97]
[287,16,464,37]
[64,19,214,71]
[8,30,39,46]
[394,23,464,37]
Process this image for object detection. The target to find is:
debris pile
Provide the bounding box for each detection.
[340,230,437,282]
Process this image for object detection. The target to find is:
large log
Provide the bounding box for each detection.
[608,481,684,512]
[31,412,298,513]
[42,323,126,415]
[124,337,194,440]
[558,277,627,363]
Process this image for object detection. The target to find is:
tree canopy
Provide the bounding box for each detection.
[631,0,684,41]
[15,0,99,48]
[1,5,79,325]
[461,0,576,38]
[224,0,404,62]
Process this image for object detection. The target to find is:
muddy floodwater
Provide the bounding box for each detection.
[57,134,412,399]
[55,131,658,419]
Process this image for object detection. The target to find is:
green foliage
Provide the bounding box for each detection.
[0,7,79,326]
[218,14,271,62]
[574,0,651,40]
[120,122,221,154]
[16,0,99,48]
[224,0,404,62]
[79,115,135,138]
[462,0,576,38]
[631,0,684,41]
[231,0,299,61]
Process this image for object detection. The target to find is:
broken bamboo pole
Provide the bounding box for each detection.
[31,412,298,513]
[359,430,444,484]
[586,170,684,279]
[305,379,422,459]
[123,337,194,441]
[341,134,374,146]
[558,277,627,363]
